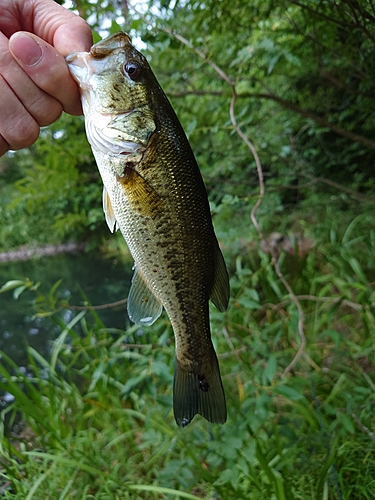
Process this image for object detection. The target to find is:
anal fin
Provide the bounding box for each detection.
[127,265,162,326]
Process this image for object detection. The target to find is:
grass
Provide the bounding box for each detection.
[1,222,375,499]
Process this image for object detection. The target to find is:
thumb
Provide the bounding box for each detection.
[9,32,83,115]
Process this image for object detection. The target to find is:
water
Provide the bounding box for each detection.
[0,252,132,366]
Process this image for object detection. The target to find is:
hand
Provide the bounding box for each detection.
[0,0,92,155]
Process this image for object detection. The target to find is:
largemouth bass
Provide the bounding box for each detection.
[66,32,230,427]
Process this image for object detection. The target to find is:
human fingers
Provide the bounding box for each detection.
[1,0,92,54]
[0,139,9,157]
[0,32,63,153]
[31,0,92,54]
[9,32,83,116]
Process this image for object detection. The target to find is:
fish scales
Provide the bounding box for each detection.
[66,32,230,427]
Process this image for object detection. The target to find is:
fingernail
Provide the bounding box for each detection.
[10,33,43,67]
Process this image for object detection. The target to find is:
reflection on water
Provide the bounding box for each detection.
[0,252,132,365]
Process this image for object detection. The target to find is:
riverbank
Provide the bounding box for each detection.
[0,242,86,263]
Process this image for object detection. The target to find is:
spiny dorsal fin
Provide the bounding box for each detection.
[127,265,162,326]
[210,242,230,312]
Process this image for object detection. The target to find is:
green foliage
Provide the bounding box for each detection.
[1,225,375,498]
[130,0,375,237]
[1,0,375,498]
[1,0,375,250]
[0,114,105,250]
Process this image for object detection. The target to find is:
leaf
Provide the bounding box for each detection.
[13,285,27,300]
[338,412,355,434]
[128,485,202,499]
[263,355,277,384]
[274,385,305,401]
[267,54,280,74]
[258,38,274,50]
[0,280,27,293]
[215,468,236,486]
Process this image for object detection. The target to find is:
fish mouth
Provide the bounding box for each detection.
[65,52,92,86]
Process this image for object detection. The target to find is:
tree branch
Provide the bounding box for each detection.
[170,88,375,152]
[238,92,375,152]
[127,4,310,376]
[169,90,225,98]
[270,254,307,377]
[230,92,264,238]
[300,173,373,203]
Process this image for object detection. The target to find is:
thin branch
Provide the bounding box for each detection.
[344,0,375,45]
[169,90,224,98]
[351,412,375,441]
[161,29,235,87]
[319,70,375,99]
[263,294,364,313]
[291,0,354,30]
[130,2,375,152]
[221,326,243,364]
[229,92,264,239]
[63,298,127,311]
[237,92,375,152]
[143,11,266,237]
[300,173,374,203]
[360,369,375,392]
[219,346,247,359]
[271,254,306,377]
[173,86,375,153]
[128,4,307,375]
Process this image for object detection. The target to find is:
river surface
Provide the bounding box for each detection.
[0,252,132,366]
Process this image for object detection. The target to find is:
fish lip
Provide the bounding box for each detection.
[65,52,80,63]
[65,52,89,70]
[90,32,131,56]
[65,51,92,88]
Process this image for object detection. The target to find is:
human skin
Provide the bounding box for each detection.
[0,0,92,155]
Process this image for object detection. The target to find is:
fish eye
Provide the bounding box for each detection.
[124,61,142,80]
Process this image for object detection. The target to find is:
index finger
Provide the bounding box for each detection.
[12,0,92,54]
[9,32,83,116]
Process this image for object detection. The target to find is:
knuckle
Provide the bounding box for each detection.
[7,116,39,150]
[32,96,62,127]
[0,137,9,156]
[0,76,39,149]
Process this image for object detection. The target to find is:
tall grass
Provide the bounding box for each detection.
[1,226,375,499]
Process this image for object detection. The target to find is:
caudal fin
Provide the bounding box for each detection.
[173,352,227,427]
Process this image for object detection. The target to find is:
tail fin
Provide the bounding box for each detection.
[173,351,227,427]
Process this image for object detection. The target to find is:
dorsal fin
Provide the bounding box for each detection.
[210,242,230,312]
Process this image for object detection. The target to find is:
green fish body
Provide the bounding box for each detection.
[66,32,229,426]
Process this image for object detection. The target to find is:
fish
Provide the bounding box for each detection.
[66,32,230,427]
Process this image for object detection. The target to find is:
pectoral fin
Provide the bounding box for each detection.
[127,266,162,326]
[210,242,230,312]
[117,166,164,217]
[102,187,118,233]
